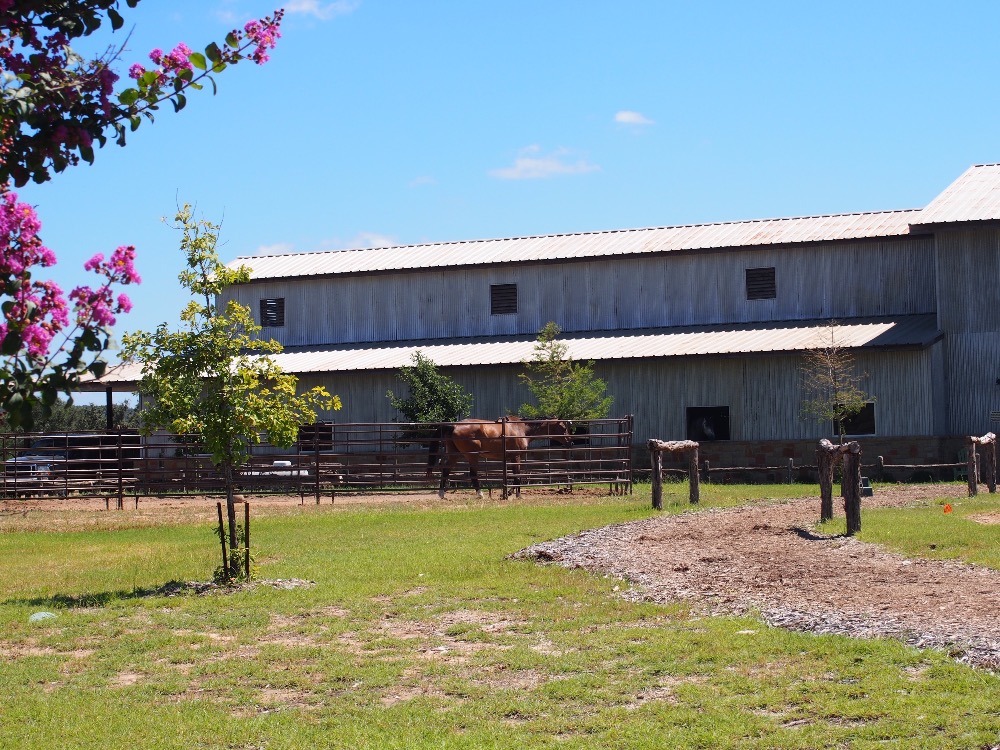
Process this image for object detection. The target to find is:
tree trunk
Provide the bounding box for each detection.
[223,460,238,573]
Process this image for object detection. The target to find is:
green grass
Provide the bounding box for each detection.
[855,490,1000,568]
[0,484,998,748]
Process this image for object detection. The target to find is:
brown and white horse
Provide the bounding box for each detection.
[434,416,573,498]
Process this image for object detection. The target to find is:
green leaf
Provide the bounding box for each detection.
[205,42,222,64]
[226,32,240,49]
[118,88,139,106]
[108,8,124,30]
[172,93,186,113]
[189,52,207,71]
[79,143,94,164]
[0,330,22,356]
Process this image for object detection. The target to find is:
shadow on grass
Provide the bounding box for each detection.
[5,580,225,608]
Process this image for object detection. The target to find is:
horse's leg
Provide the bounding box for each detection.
[438,440,454,499]
[468,453,483,499]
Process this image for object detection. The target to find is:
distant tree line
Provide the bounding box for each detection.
[1,397,139,433]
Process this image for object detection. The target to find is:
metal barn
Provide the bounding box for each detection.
[90,164,1000,467]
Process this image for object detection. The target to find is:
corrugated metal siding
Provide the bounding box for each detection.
[935,229,1000,333]
[914,164,1000,226]
[943,333,1000,436]
[222,237,936,347]
[230,210,920,281]
[298,349,937,443]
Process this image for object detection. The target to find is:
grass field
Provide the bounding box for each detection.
[1,483,998,749]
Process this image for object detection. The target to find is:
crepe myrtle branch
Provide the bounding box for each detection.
[1,2,284,186]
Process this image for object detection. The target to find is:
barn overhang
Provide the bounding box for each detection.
[243,314,941,375]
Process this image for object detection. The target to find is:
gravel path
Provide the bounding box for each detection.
[514,484,1000,670]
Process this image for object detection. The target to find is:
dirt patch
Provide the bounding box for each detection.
[515,484,1000,670]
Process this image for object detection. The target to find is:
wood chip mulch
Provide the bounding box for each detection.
[513,484,1000,670]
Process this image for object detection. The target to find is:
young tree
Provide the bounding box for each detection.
[0,2,282,428]
[800,321,874,444]
[519,322,613,421]
[123,205,339,579]
[387,351,473,424]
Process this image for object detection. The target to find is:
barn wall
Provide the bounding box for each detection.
[932,228,1000,436]
[296,348,939,445]
[224,237,936,347]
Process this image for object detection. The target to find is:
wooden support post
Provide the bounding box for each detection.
[688,446,700,504]
[647,439,700,508]
[787,458,794,484]
[969,433,997,495]
[649,444,663,510]
[842,442,862,536]
[985,438,998,494]
[816,439,840,522]
[968,438,979,497]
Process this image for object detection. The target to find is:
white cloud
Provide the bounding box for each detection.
[252,232,397,256]
[320,232,399,251]
[489,145,600,180]
[409,175,437,187]
[284,0,360,20]
[615,110,654,126]
[254,242,295,256]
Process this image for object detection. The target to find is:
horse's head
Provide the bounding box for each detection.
[546,419,574,446]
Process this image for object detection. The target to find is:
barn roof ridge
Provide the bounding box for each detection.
[235,207,923,263]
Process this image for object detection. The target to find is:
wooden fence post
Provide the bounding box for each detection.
[647,439,700,507]
[688,445,700,504]
[817,439,839,522]
[843,442,862,536]
[968,438,979,497]
[968,433,997,496]
[985,436,997,494]
[648,441,663,510]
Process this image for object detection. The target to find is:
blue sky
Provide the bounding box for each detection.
[15,0,1000,393]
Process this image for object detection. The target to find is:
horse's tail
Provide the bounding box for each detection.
[426,424,453,478]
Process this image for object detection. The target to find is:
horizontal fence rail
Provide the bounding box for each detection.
[0,417,633,504]
[653,455,971,484]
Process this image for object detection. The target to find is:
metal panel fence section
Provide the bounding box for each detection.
[0,417,633,503]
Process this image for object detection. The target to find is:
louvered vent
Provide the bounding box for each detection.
[490,283,517,315]
[745,267,776,300]
[260,297,285,327]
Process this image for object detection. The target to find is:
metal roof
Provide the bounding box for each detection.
[913,163,1000,226]
[230,210,920,281]
[82,315,939,387]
